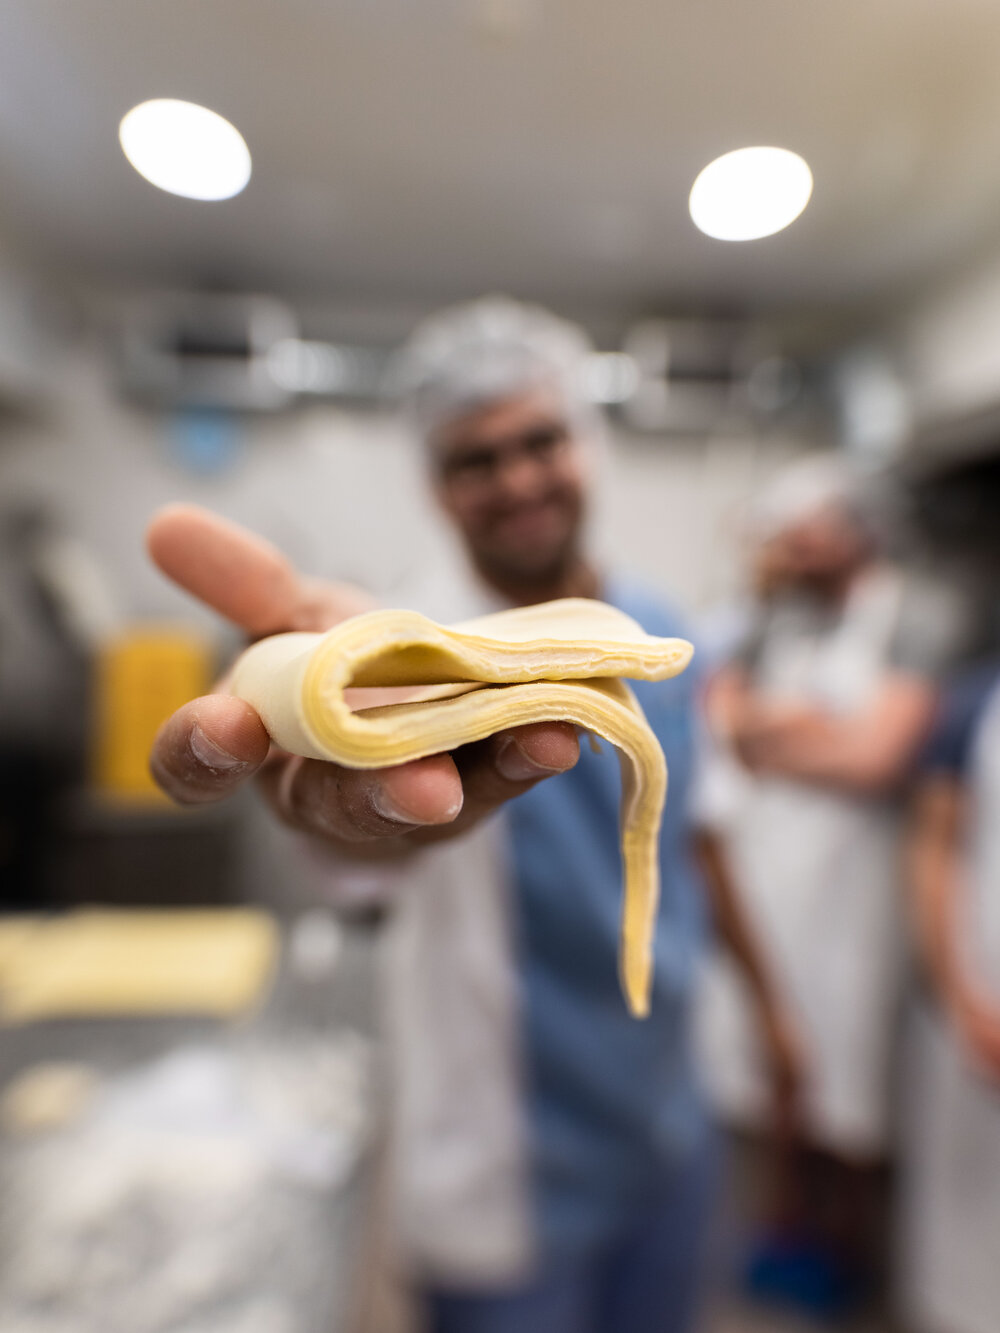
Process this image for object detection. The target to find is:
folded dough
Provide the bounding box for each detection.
[229,598,693,1016]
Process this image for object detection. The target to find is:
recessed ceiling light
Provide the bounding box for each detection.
[689,146,812,242]
[119,99,251,201]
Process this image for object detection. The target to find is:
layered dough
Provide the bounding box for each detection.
[229,598,693,1016]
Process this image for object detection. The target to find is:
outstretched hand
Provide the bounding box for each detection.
[147,505,579,852]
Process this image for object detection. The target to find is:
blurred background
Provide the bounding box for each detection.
[1,3,1000,1332]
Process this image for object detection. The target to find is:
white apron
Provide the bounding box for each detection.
[697,568,907,1156]
[897,682,1000,1333]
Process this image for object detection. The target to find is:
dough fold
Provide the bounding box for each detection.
[229,598,693,1016]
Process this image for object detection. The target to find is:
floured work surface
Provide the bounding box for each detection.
[230,598,693,1015]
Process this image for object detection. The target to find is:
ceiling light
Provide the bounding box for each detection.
[119,99,251,201]
[689,146,812,242]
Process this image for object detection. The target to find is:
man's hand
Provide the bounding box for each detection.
[950,987,1000,1083]
[757,997,809,1142]
[147,505,579,851]
[727,702,817,774]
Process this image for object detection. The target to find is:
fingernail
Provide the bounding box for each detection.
[371,782,463,826]
[370,787,425,825]
[495,737,563,782]
[190,724,248,773]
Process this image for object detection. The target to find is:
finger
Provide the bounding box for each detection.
[261,751,465,842]
[147,505,306,635]
[146,504,372,635]
[258,721,578,846]
[430,721,579,837]
[151,695,271,804]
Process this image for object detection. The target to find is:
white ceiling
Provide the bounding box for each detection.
[2,0,1000,336]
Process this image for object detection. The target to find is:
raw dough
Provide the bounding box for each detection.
[230,598,693,1016]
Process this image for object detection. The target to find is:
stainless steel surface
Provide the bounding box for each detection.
[0,916,382,1333]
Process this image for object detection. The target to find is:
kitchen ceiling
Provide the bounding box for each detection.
[1,0,999,334]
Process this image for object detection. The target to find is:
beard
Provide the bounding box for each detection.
[467,489,584,594]
[474,533,580,591]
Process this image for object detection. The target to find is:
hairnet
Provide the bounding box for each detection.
[749,453,876,542]
[389,296,601,450]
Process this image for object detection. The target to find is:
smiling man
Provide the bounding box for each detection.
[149,298,798,1333]
[432,388,594,600]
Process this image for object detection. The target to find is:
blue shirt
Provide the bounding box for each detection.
[506,576,709,1257]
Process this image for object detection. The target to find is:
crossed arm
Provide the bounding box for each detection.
[709,664,937,794]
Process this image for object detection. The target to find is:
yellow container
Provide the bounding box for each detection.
[91,627,213,805]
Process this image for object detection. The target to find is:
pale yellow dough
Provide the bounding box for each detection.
[0,910,277,1023]
[229,598,693,1016]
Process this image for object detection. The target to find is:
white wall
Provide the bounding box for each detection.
[0,242,59,401]
[598,430,805,614]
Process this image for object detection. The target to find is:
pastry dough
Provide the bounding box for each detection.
[229,598,693,1016]
[0,910,277,1023]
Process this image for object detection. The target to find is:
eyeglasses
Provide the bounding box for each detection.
[437,421,572,489]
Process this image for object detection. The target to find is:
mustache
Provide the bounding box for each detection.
[490,487,574,516]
